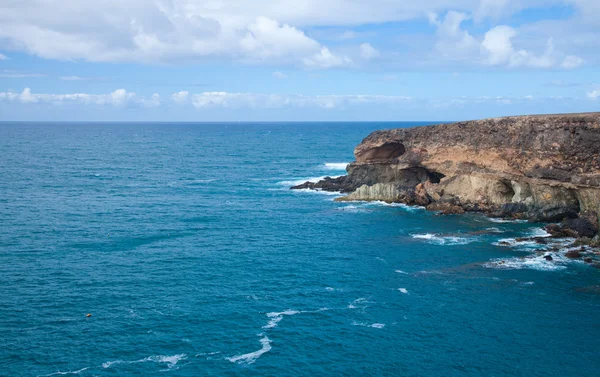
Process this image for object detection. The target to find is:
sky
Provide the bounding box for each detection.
[0,0,599,121]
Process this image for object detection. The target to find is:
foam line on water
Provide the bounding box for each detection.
[411,233,477,245]
[102,354,187,369]
[352,321,386,329]
[263,309,300,329]
[227,335,272,365]
[37,368,90,376]
[322,162,349,170]
[277,176,342,187]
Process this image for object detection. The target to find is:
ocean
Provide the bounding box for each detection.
[1,122,599,376]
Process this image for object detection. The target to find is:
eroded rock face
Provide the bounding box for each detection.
[291,113,600,233]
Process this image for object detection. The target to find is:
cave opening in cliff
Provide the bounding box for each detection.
[427,171,445,184]
[365,142,406,161]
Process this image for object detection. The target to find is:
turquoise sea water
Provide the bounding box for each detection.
[1,122,599,377]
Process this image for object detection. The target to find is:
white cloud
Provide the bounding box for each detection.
[240,17,320,62]
[140,93,160,107]
[171,91,189,103]
[481,26,560,68]
[0,88,147,106]
[273,71,287,79]
[188,91,411,109]
[430,11,478,59]
[60,76,86,81]
[0,70,46,78]
[0,53,7,60]
[562,55,585,69]
[0,1,597,70]
[0,2,356,68]
[588,90,600,100]
[303,47,352,68]
[359,43,380,60]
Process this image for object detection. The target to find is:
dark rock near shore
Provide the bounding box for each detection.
[565,249,582,259]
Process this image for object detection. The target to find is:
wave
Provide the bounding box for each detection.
[322,162,349,171]
[411,233,477,245]
[488,217,529,223]
[395,270,409,274]
[483,254,568,271]
[352,321,386,329]
[363,201,425,211]
[102,354,187,370]
[493,235,572,251]
[227,335,272,365]
[398,288,409,294]
[277,176,341,187]
[337,201,424,213]
[263,309,300,329]
[293,188,342,196]
[38,368,90,376]
[526,227,551,238]
[347,297,371,309]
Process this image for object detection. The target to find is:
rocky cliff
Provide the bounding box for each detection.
[293,112,600,240]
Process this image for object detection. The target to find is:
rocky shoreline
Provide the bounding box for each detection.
[292,113,600,261]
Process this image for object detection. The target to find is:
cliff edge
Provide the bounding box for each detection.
[293,112,600,241]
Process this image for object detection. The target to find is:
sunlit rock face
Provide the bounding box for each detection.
[293,113,600,227]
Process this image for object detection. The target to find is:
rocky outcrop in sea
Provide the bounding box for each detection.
[292,112,600,246]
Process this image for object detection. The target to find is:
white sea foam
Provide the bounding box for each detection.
[348,297,371,309]
[102,354,186,369]
[294,188,342,196]
[277,176,341,187]
[493,234,572,251]
[38,367,90,376]
[352,321,386,328]
[263,310,300,329]
[398,288,409,294]
[493,238,541,249]
[483,254,568,271]
[364,201,425,211]
[227,335,272,365]
[395,269,409,274]
[323,162,350,171]
[411,233,476,245]
[488,217,528,223]
[527,227,551,238]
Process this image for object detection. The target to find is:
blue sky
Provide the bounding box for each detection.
[0,0,598,121]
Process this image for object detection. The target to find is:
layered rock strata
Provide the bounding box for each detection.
[292,113,600,238]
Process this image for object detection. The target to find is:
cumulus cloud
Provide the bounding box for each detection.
[171,91,189,103]
[0,53,7,60]
[0,2,353,68]
[272,71,287,79]
[480,26,578,68]
[430,11,478,59]
[303,47,352,68]
[588,90,600,100]
[0,1,596,70]
[359,43,380,60]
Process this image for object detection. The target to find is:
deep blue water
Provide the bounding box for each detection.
[1,122,599,377]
